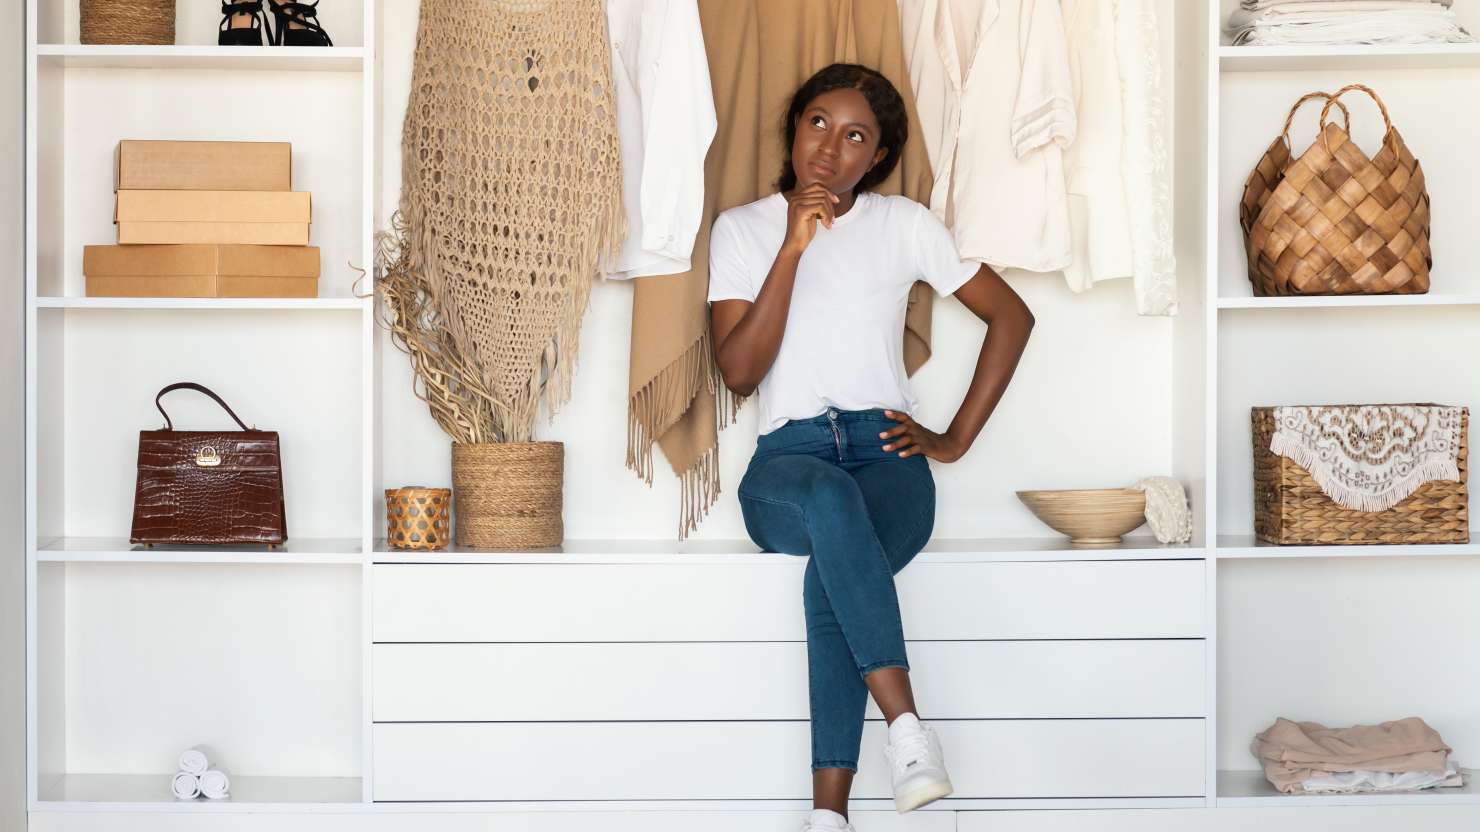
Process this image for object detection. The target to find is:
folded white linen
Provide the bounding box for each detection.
[171,772,201,800]
[1227,0,1473,44]
[1303,758,1464,793]
[199,768,231,800]
[177,748,208,776]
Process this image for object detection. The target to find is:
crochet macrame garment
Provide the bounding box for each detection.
[381,0,624,443]
[1269,405,1464,512]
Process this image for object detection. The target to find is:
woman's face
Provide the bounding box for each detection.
[791,87,887,194]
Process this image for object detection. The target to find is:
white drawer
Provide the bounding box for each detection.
[372,560,1205,641]
[373,640,1205,721]
[372,718,1206,801]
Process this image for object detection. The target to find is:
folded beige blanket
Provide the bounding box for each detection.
[1252,717,1452,794]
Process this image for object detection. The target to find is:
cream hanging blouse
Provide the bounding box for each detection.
[897,0,1076,273]
[605,0,717,279]
[1062,0,1177,315]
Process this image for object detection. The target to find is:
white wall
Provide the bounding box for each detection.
[3,0,27,827]
[374,1,1185,543]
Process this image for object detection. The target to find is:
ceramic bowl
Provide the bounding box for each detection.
[1015,488,1148,546]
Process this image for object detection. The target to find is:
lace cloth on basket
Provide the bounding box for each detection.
[1269,405,1463,512]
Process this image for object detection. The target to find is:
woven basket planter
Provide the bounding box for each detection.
[81,0,175,45]
[385,487,452,551]
[1239,84,1431,296]
[451,442,563,549]
[1252,407,1468,545]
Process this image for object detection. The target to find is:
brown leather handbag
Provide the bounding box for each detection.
[130,382,288,546]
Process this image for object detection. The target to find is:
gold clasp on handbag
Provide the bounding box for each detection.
[195,446,222,467]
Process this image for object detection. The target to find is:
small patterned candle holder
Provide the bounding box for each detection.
[385,487,452,551]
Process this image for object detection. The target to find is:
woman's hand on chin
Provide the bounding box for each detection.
[878,410,965,463]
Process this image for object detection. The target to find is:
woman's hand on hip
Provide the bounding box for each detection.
[781,183,839,256]
[879,410,965,463]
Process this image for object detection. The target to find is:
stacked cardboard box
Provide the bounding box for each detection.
[85,140,320,298]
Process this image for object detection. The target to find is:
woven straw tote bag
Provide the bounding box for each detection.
[1239,84,1431,296]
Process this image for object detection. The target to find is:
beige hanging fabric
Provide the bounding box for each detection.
[378,0,624,444]
[627,0,939,538]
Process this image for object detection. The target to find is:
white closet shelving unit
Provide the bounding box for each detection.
[19,0,1480,826]
[23,0,378,813]
[1208,0,1480,809]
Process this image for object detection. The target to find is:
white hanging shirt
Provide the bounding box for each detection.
[1061,0,1133,293]
[706,192,978,436]
[604,0,717,279]
[898,0,1076,274]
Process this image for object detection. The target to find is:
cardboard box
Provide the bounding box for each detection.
[115,189,311,245]
[116,140,292,191]
[84,244,320,298]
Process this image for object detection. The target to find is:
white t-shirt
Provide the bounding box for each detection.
[707,191,978,436]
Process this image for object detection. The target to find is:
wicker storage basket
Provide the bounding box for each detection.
[81,0,176,45]
[1239,84,1431,296]
[1252,407,1468,545]
[385,487,451,551]
[451,442,563,549]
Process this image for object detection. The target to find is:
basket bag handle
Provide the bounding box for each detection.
[154,382,251,432]
[1281,91,1350,151]
[1317,83,1394,155]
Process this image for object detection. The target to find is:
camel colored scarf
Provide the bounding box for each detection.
[382,0,624,443]
[628,0,939,538]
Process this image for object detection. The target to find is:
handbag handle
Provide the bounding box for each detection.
[1281,91,1350,150]
[155,382,251,432]
[1317,83,1394,154]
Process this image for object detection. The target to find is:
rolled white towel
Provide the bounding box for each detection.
[199,768,231,800]
[171,772,201,800]
[178,748,209,776]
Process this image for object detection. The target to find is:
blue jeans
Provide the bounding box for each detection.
[737,406,936,772]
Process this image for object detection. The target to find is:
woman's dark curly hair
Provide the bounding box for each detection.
[777,63,908,194]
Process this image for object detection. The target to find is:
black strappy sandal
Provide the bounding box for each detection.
[268,1,333,47]
[218,0,269,46]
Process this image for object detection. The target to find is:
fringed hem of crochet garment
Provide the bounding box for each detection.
[384,0,625,445]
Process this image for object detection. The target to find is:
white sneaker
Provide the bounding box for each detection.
[883,713,953,812]
[802,808,854,831]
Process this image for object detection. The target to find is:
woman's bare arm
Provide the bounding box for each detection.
[710,184,838,396]
[710,247,801,397]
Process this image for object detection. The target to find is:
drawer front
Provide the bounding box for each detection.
[373,640,1205,721]
[372,560,1205,641]
[372,719,1206,801]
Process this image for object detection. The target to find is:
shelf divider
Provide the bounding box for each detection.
[1219,44,1480,72]
[38,537,364,565]
[33,44,366,72]
[1217,768,1480,807]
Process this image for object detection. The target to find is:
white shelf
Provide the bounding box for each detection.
[1217,534,1480,560]
[1217,769,1480,807]
[38,537,363,564]
[33,44,366,72]
[372,536,1202,565]
[364,797,1207,813]
[1219,44,1480,73]
[35,296,368,311]
[1218,293,1480,310]
[35,774,363,811]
